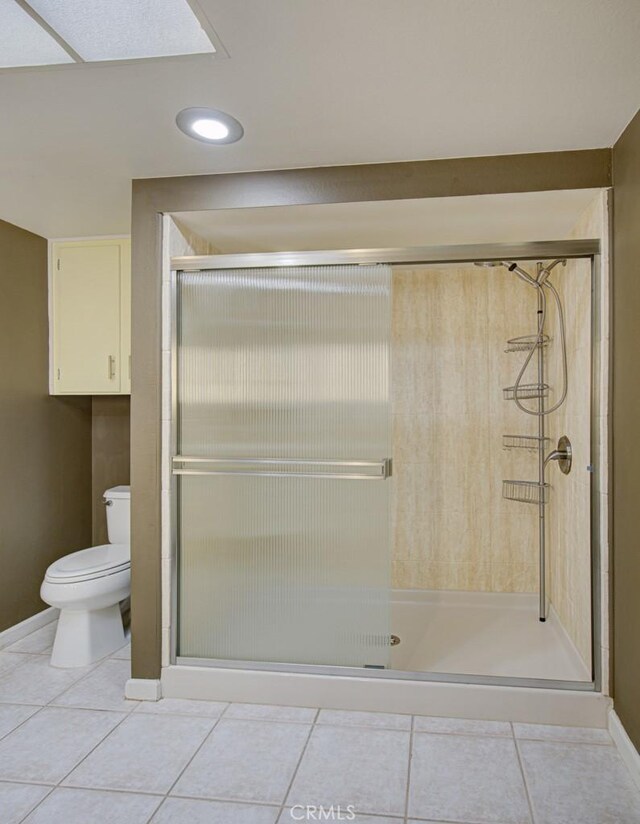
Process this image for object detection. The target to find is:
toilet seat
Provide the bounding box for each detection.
[44,544,130,584]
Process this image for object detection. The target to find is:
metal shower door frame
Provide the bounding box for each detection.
[169,238,604,694]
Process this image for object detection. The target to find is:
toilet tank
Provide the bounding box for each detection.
[104,486,130,545]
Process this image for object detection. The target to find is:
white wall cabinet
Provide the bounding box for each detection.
[51,238,130,395]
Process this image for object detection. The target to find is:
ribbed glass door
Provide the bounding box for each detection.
[175,265,392,668]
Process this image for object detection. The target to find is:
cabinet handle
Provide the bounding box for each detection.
[108,355,116,380]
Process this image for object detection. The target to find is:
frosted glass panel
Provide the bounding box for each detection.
[178,267,390,461]
[177,265,392,667]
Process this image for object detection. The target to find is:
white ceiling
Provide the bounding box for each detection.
[173,190,601,253]
[0,0,638,239]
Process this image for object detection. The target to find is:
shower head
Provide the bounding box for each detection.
[474,259,538,287]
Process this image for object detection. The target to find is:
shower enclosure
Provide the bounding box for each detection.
[170,240,602,691]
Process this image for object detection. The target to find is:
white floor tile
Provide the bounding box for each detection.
[0,782,51,824]
[52,659,135,713]
[0,707,125,784]
[5,623,57,655]
[173,718,311,804]
[519,739,640,824]
[224,703,317,723]
[134,697,227,718]
[153,797,280,824]
[111,642,131,660]
[22,787,162,824]
[280,812,402,824]
[63,712,216,794]
[0,704,40,739]
[513,722,612,745]
[316,709,411,730]
[287,725,410,816]
[0,656,94,705]
[408,732,531,824]
[413,715,512,737]
[0,652,32,678]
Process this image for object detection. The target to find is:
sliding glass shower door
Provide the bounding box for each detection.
[174,265,393,668]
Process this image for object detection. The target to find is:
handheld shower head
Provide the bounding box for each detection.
[474,260,538,286]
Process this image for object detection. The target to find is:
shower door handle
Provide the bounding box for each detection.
[172,456,393,480]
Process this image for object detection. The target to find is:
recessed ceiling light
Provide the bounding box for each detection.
[192,118,229,140]
[176,107,244,144]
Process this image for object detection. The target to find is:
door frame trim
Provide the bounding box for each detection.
[171,239,598,272]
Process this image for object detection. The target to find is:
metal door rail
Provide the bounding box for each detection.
[172,455,392,481]
[172,456,392,480]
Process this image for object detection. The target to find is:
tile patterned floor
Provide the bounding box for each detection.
[0,620,639,824]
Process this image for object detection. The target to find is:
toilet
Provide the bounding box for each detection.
[41,485,130,668]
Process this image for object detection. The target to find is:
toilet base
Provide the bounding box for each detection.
[51,604,125,668]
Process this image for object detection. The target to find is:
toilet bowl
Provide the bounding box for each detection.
[41,486,130,668]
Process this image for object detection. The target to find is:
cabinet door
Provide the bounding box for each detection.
[53,244,121,393]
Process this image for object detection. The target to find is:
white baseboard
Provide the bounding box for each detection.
[0,607,58,650]
[609,709,640,792]
[125,678,162,701]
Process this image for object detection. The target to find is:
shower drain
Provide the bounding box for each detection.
[390,634,400,646]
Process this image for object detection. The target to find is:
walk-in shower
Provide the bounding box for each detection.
[169,240,600,692]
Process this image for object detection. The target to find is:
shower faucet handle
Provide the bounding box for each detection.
[544,435,572,475]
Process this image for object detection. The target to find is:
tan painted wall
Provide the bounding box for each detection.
[92,397,131,545]
[612,108,640,749]
[0,219,92,632]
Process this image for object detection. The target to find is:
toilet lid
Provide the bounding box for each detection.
[45,544,130,583]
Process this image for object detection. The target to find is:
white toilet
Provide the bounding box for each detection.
[41,485,130,668]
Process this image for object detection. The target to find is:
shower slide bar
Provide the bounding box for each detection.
[172,456,393,480]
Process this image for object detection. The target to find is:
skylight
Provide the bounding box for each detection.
[0,0,73,68]
[0,0,215,69]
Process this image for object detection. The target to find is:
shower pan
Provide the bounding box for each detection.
[169,239,602,694]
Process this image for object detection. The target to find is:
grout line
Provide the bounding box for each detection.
[47,707,132,789]
[162,712,225,798]
[43,656,117,708]
[15,784,57,824]
[403,715,414,823]
[0,704,45,744]
[11,705,132,824]
[161,792,282,807]
[276,708,320,822]
[514,735,612,746]
[512,723,537,824]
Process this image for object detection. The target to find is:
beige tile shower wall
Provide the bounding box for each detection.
[545,195,604,670]
[391,265,544,592]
